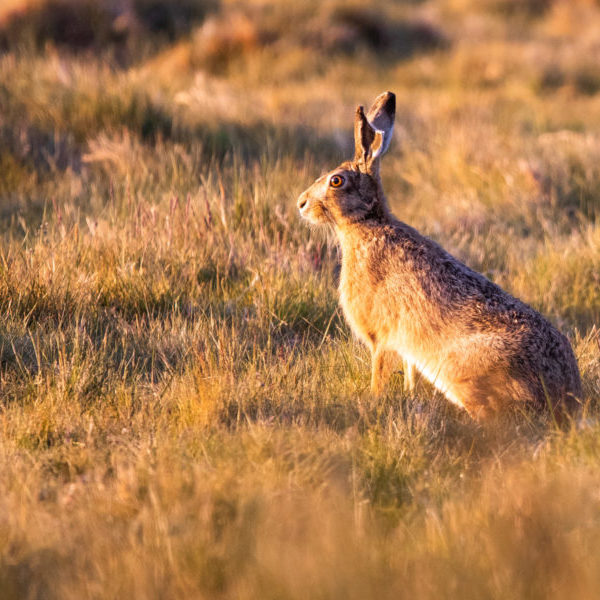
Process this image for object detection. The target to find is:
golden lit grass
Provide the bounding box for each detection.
[1,0,600,598]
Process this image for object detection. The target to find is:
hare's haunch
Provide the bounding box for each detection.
[298,91,582,421]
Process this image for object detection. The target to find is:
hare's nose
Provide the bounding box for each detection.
[297,192,309,212]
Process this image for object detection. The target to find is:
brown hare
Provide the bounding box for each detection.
[297,91,582,421]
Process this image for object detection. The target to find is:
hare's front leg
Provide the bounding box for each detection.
[371,348,398,396]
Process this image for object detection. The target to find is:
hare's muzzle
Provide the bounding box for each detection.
[297,190,309,213]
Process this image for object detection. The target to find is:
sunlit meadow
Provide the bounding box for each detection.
[1,0,600,598]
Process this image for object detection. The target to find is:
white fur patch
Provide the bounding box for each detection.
[370,125,394,159]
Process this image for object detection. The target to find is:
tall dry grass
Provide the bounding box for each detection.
[0,0,600,598]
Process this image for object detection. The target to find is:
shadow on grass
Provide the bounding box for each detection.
[0,0,219,63]
[0,0,450,71]
[0,547,61,600]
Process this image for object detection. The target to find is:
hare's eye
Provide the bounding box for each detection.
[330,175,345,188]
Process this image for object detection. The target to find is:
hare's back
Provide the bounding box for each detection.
[382,224,581,402]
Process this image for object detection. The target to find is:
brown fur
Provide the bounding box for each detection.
[297,91,582,421]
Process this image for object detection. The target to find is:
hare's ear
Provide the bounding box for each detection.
[366,91,395,158]
[354,105,377,171]
[354,91,396,174]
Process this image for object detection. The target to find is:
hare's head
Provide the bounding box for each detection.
[298,91,395,227]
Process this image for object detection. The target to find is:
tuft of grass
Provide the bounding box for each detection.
[189,0,448,76]
[509,225,600,330]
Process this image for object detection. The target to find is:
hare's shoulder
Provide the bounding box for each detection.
[367,221,488,294]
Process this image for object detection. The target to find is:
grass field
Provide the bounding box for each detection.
[1,0,600,598]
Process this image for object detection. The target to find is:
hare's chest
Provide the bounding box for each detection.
[339,267,380,346]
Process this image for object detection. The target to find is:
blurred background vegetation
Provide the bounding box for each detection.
[1,1,600,598]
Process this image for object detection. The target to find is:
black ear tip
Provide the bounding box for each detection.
[384,91,396,114]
